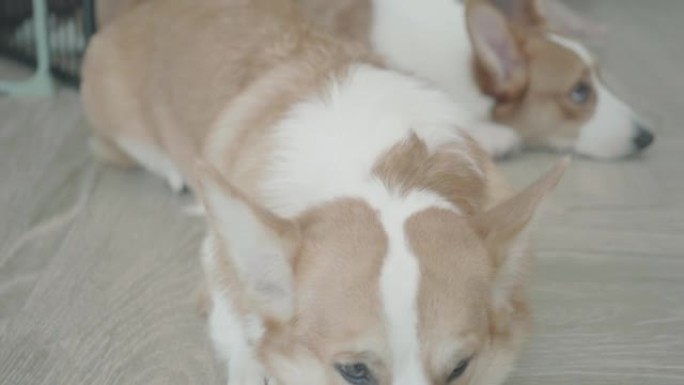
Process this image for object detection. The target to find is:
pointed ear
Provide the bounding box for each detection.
[474,158,568,328]
[195,162,300,322]
[473,157,568,252]
[466,0,527,100]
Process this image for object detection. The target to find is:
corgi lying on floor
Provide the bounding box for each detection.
[81,0,567,384]
[299,0,655,159]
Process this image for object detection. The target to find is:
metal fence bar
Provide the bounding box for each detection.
[0,0,54,97]
[0,0,95,94]
[82,0,95,39]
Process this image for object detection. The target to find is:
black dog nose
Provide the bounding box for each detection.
[633,125,654,150]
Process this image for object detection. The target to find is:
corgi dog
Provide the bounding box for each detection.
[81,0,567,384]
[299,0,655,159]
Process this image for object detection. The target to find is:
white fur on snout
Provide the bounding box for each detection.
[574,80,637,159]
[549,34,639,159]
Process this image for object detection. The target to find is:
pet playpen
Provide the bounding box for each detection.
[0,0,95,95]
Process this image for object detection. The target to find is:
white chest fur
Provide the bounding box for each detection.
[369,0,492,118]
[367,0,524,158]
[259,64,476,218]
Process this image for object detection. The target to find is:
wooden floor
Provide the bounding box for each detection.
[1,1,683,384]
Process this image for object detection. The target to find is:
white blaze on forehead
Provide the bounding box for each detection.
[574,78,636,159]
[547,33,594,65]
[376,189,452,385]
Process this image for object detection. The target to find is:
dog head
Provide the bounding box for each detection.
[197,156,567,385]
[467,0,654,159]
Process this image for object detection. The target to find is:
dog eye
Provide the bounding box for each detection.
[569,81,592,104]
[335,362,375,385]
[447,359,470,382]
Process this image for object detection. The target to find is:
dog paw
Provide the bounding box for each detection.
[469,123,522,159]
[89,136,137,168]
[166,172,187,194]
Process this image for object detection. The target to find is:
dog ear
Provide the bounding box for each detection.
[472,158,568,325]
[195,162,300,322]
[474,157,568,259]
[466,0,528,100]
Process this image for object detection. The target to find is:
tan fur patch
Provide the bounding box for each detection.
[82,0,380,191]
[466,0,530,101]
[492,35,597,144]
[257,199,390,375]
[298,0,372,45]
[293,0,602,149]
[373,134,488,215]
[405,208,492,380]
[461,1,599,146]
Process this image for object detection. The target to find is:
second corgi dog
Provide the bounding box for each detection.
[300,0,655,159]
[81,0,567,384]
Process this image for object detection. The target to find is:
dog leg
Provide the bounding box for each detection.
[89,134,137,168]
[115,138,187,192]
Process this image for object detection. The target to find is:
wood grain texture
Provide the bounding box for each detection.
[0,66,223,385]
[1,1,683,384]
